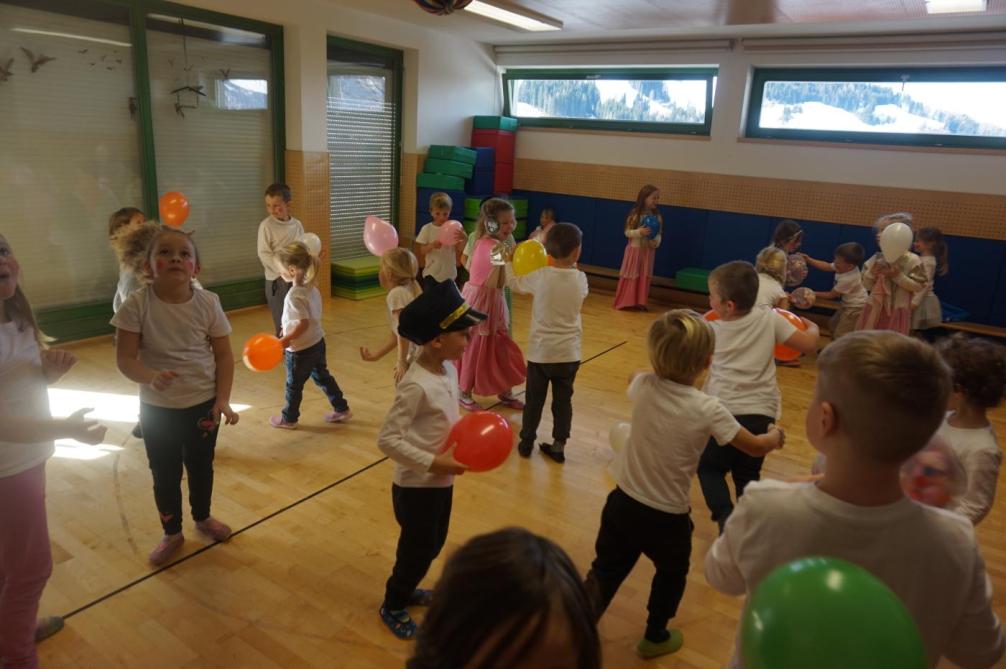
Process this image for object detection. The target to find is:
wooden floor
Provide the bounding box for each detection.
[37,290,1006,668]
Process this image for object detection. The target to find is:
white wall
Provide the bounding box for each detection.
[498,42,1006,195]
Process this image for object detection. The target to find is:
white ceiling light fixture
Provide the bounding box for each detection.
[464,1,562,31]
[924,0,987,14]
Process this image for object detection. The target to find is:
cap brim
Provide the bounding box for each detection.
[443,307,486,332]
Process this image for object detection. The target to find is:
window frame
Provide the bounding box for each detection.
[745,66,1006,150]
[502,67,717,136]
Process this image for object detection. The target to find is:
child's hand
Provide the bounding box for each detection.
[360,346,380,362]
[150,370,178,391]
[639,227,652,237]
[429,442,469,476]
[212,401,239,426]
[432,240,443,250]
[279,335,293,349]
[766,424,786,450]
[41,349,77,382]
[63,408,107,445]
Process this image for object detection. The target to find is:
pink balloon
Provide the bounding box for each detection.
[363,215,399,256]
[438,219,464,246]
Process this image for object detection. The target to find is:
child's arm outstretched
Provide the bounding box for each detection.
[800,254,835,273]
[782,317,820,354]
[731,424,785,457]
[0,408,106,445]
[210,335,239,425]
[814,288,841,300]
[115,329,178,390]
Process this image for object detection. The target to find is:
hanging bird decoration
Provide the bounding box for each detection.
[128,97,138,120]
[0,58,13,83]
[170,18,205,118]
[219,68,230,80]
[412,0,474,15]
[20,47,55,73]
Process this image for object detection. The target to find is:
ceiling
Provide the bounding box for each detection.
[333,0,1006,44]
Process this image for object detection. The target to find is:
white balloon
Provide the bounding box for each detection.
[879,222,913,263]
[301,233,322,257]
[608,421,631,453]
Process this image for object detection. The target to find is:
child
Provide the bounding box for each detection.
[698,261,819,531]
[408,527,600,669]
[772,219,806,288]
[614,185,662,311]
[456,198,526,412]
[360,248,422,384]
[857,212,926,334]
[936,334,1005,525]
[912,227,949,336]
[585,310,784,659]
[705,331,1005,668]
[529,207,557,244]
[107,207,147,313]
[415,192,465,291]
[112,227,238,566]
[754,246,789,310]
[270,242,351,429]
[0,233,107,667]
[506,222,589,463]
[257,183,304,337]
[802,242,868,340]
[376,280,485,639]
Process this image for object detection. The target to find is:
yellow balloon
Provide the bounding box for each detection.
[512,239,548,276]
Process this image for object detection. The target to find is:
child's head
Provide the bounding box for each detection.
[476,198,516,240]
[264,183,292,221]
[408,527,600,669]
[812,331,951,465]
[915,227,949,276]
[146,227,201,283]
[544,222,582,262]
[708,261,759,318]
[107,207,145,241]
[379,247,420,293]
[937,333,1006,413]
[539,208,556,226]
[833,242,865,272]
[873,212,912,243]
[0,234,49,347]
[429,192,452,225]
[755,246,787,285]
[634,184,660,212]
[278,241,319,285]
[772,219,803,253]
[114,221,161,276]
[648,309,714,385]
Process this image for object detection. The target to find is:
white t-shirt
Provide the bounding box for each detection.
[832,265,869,309]
[257,215,305,280]
[705,480,1005,669]
[377,361,460,488]
[113,268,143,314]
[939,417,1002,525]
[703,308,797,417]
[912,255,938,308]
[416,222,457,283]
[387,284,419,361]
[755,273,786,310]
[0,322,54,478]
[111,286,232,408]
[505,265,589,363]
[281,285,324,352]
[614,373,740,514]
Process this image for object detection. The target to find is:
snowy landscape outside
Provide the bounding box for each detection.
[510,78,710,124]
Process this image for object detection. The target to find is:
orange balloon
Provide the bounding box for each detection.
[242,333,283,372]
[704,310,720,321]
[773,308,807,362]
[159,191,190,228]
[547,255,555,267]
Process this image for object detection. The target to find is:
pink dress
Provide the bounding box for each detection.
[614,223,660,310]
[456,237,526,396]
[856,251,927,334]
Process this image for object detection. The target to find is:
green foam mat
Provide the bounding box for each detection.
[428,145,477,165]
[424,157,474,180]
[417,173,464,190]
[331,256,381,279]
[675,267,711,293]
[473,115,518,132]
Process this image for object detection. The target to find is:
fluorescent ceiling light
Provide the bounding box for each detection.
[925,0,986,14]
[464,1,562,31]
[11,28,131,47]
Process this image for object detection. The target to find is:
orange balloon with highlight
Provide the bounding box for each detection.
[159,191,190,227]
[242,333,283,372]
[773,308,807,362]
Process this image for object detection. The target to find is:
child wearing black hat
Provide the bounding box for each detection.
[376,280,487,640]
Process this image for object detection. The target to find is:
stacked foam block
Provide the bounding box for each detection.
[471,115,517,194]
[415,145,472,235]
[331,256,384,301]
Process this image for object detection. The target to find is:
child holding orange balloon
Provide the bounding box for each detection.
[112,227,238,566]
[257,183,304,336]
[376,280,485,639]
[270,241,351,428]
[613,184,662,311]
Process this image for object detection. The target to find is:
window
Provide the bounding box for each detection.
[746,67,1006,149]
[503,69,717,135]
[216,78,269,110]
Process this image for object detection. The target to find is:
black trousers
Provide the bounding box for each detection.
[266,277,291,337]
[140,397,219,535]
[697,414,773,529]
[520,361,580,445]
[584,488,693,632]
[383,484,453,611]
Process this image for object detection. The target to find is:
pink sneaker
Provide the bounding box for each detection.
[196,517,232,542]
[324,408,353,423]
[149,533,184,566]
[498,394,525,410]
[269,415,298,429]
[459,395,480,411]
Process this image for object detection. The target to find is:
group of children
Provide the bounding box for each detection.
[0,177,1003,668]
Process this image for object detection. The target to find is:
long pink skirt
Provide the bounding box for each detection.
[856,303,911,335]
[613,244,655,310]
[456,283,526,396]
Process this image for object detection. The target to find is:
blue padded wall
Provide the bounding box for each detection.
[701,212,776,269]
[932,238,1005,324]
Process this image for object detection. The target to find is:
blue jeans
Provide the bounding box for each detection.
[283,338,348,422]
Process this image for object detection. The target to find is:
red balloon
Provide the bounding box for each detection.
[444,411,513,472]
[773,308,807,362]
[159,191,190,227]
[243,333,283,372]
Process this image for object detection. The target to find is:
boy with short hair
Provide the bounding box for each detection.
[506,222,589,463]
[257,183,304,336]
[376,280,485,639]
[698,261,819,531]
[414,192,464,291]
[705,331,1005,668]
[803,241,868,339]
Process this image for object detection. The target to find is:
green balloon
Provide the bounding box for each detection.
[741,557,927,669]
